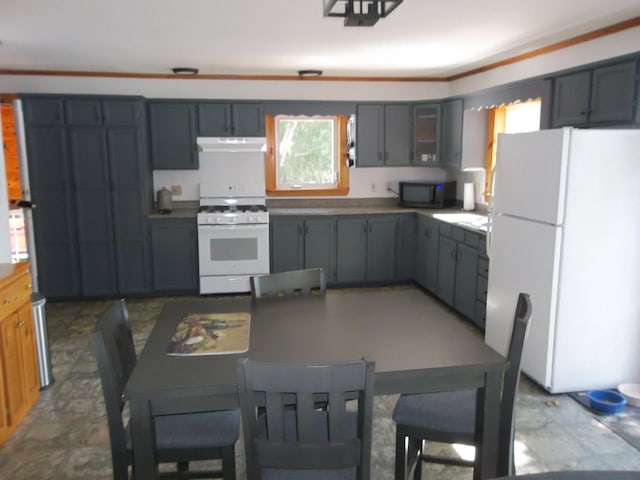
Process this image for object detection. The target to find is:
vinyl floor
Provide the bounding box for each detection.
[1,287,639,479]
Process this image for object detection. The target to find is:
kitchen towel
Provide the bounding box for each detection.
[463,182,475,211]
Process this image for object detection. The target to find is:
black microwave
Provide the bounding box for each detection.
[398,181,456,208]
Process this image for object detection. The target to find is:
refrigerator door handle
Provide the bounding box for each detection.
[486,163,498,259]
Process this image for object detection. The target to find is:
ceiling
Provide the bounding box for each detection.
[1,0,639,79]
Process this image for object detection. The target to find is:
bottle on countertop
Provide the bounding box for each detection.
[157,187,173,214]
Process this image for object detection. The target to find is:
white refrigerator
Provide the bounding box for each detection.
[485,127,640,394]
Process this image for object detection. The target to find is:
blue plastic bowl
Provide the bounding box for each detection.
[587,389,627,414]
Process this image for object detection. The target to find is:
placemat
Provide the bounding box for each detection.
[569,391,640,451]
[167,312,250,356]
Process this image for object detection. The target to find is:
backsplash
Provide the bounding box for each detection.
[153,164,449,201]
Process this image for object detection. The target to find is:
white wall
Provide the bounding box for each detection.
[0,75,449,102]
[450,26,640,96]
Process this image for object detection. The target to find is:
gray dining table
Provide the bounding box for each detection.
[125,288,508,479]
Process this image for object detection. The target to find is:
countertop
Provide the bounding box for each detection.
[147,202,488,233]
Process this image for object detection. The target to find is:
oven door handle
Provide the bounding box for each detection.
[198,223,268,231]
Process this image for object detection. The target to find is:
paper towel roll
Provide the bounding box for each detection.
[463,182,475,211]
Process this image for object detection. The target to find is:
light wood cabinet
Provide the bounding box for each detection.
[0,263,38,445]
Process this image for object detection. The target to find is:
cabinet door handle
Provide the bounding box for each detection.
[450,249,456,260]
[16,320,25,328]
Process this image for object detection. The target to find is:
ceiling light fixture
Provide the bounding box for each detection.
[298,69,323,78]
[171,67,199,75]
[323,0,403,27]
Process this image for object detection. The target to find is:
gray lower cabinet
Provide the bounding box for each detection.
[270,217,305,273]
[551,60,638,127]
[436,235,457,306]
[150,219,198,292]
[454,242,479,320]
[475,238,489,330]
[336,215,397,283]
[304,218,337,284]
[23,96,151,299]
[270,217,336,283]
[414,216,439,292]
[396,215,416,281]
[433,223,482,322]
[336,217,368,283]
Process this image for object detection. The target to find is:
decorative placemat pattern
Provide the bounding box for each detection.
[167,312,250,356]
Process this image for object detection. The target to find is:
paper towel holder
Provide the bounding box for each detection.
[463,182,475,211]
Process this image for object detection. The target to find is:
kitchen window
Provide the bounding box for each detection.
[265,114,350,196]
[484,99,541,201]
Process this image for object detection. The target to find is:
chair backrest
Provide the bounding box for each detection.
[250,268,326,299]
[497,292,533,474]
[91,299,136,479]
[235,357,375,480]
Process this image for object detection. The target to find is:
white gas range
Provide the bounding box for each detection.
[197,183,270,294]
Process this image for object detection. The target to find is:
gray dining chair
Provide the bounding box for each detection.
[393,292,533,480]
[92,299,240,480]
[491,471,640,480]
[250,268,326,299]
[234,357,375,480]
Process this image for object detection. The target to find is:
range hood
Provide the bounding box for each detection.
[197,137,267,153]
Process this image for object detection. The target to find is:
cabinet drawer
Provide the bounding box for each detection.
[452,226,465,242]
[478,237,487,257]
[476,275,488,301]
[464,230,479,248]
[439,223,452,238]
[478,257,489,278]
[0,272,32,319]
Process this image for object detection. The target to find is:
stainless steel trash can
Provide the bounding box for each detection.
[32,293,54,389]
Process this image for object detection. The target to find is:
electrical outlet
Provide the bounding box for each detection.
[370,182,376,192]
[170,185,182,196]
[385,181,393,191]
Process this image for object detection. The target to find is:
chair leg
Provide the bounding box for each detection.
[412,439,423,480]
[395,429,422,480]
[221,445,236,480]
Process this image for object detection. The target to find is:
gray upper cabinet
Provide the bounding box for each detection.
[440,99,463,168]
[66,98,141,127]
[22,98,65,125]
[198,102,264,137]
[413,103,440,166]
[551,60,638,127]
[148,101,198,169]
[384,104,412,166]
[356,104,411,167]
